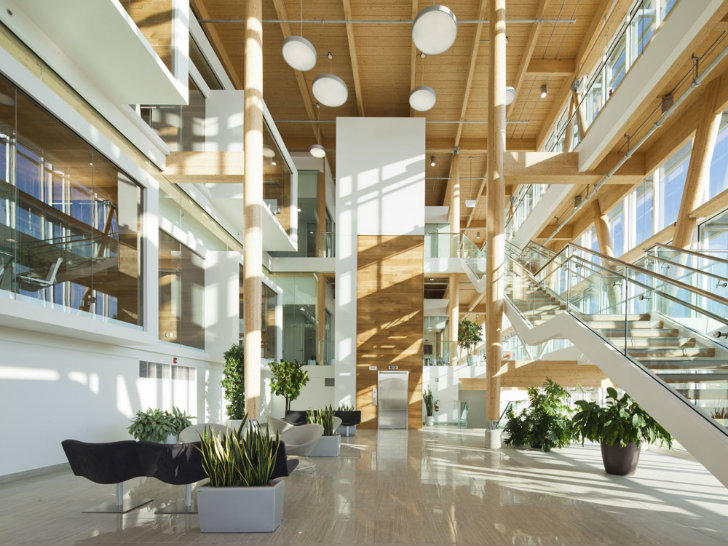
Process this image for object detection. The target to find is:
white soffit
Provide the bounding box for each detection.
[425,206,450,224]
[577,0,724,171]
[0,0,187,105]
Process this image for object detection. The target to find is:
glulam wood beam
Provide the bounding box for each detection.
[342,0,364,116]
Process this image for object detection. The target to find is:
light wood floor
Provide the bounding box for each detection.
[1,427,727,545]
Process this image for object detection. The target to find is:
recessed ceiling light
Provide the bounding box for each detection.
[412,5,458,55]
[310,144,326,158]
[506,86,517,105]
[409,85,436,111]
[312,73,348,107]
[282,35,317,71]
[540,84,548,99]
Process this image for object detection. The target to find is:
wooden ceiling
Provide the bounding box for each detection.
[192,0,603,206]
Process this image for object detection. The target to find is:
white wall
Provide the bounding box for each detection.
[335,117,426,408]
[0,327,224,476]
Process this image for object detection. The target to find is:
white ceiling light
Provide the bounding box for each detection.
[409,85,437,111]
[262,146,276,158]
[505,86,517,105]
[282,35,317,71]
[412,5,457,55]
[465,199,476,208]
[310,144,326,158]
[312,73,348,107]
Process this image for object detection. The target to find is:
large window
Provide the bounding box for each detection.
[273,274,320,364]
[709,111,728,199]
[608,202,625,257]
[659,141,690,230]
[159,230,205,349]
[634,178,654,245]
[0,73,144,325]
[239,267,278,360]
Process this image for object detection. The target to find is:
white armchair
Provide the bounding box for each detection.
[280,424,324,456]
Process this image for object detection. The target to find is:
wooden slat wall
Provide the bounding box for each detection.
[122,0,174,73]
[356,235,424,429]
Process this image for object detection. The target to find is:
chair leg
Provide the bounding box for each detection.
[153,483,197,514]
[83,482,152,513]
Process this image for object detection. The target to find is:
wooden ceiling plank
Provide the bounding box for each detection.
[271,0,323,145]
[191,0,243,88]
[342,0,365,116]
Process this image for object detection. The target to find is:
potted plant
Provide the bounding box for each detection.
[458,318,483,365]
[270,359,310,414]
[335,403,361,436]
[221,344,245,428]
[503,379,572,452]
[196,415,284,532]
[307,405,340,456]
[571,387,672,476]
[128,407,194,444]
[711,407,728,426]
[423,387,435,426]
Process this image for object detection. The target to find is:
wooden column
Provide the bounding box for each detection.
[448,276,459,366]
[243,0,263,418]
[486,0,505,423]
[592,200,614,257]
[448,155,460,366]
[317,171,326,257]
[574,88,586,141]
[674,80,722,249]
[316,273,326,365]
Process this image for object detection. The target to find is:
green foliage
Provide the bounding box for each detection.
[128,407,194,442]
[307,405,337,436]
[196,415,280,487]
[503,379,573,452]
[571,387,672,448]
[269,359,309,412]
[458,318,483,350]
[222,344,245,419]
[337,403,355,412]
[423,387,435,417]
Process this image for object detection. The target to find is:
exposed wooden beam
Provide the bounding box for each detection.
[692,185,728,220]
[526,58,576,76]
[271,0,322,145]
[163,151,243,183]
[454,0,488,147]
[507,0,551,117]
[409,0,418,115]
[342,0,364,116]
[673,79,723,248]
[592,200,614,257]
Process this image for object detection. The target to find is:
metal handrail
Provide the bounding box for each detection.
[639,253,728,285]
[649,243,728,267]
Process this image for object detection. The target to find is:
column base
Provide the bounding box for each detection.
[484,428,502,450]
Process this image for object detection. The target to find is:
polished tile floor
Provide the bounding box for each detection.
[1,427,727,545]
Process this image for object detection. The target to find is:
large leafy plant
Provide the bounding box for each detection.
[503,379,573,452]
[571,387,672,448]
[221,343,245,419]
[197,415,280,487]
[270,359,309,413]
[423,387,435,417]
[458,318,483,351]
[307,405,337,436]
[128,407,194,442]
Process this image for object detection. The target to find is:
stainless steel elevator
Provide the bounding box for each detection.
[377,371,409,429]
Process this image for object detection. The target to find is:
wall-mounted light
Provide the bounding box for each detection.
[430,156,436,167]
[540,84,548,99]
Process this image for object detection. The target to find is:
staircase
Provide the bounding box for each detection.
[502,242,728,487]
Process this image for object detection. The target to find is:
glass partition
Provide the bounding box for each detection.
[238,268,279,360]
[0,73,144,326]
[159,230,205,348]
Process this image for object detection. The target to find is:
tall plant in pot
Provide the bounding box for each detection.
[270,359,309,414]
[423,387,435,426]
[306,405,340,456]
[221,344,245,427]
[458,318,483,365]
[571,387,672,476]
[196,415,284,532]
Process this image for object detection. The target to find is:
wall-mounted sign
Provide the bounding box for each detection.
[369,366,377,371]
[388,365,398,370]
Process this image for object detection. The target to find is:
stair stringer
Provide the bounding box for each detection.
[504,298,728,488]
[459,258,486,293]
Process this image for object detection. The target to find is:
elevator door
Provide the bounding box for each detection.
[377,371,409,429]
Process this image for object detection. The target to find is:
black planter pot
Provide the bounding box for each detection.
[600,441,640,475]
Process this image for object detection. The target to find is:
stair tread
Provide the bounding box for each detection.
[628,347,715,356]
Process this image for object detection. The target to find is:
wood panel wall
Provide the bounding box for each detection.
[122,0,174,73]
[356,235,424,429]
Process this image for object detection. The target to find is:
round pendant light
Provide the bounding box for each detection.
[312,73,348,107]
[409,85,437,111]
[505,86,517,105]
[262,145,276,158]
[310,144,326,158]
[412,5,458,55]
[282,35,317,71]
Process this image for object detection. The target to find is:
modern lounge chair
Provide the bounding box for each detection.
[280,423,324,456]
[178,423,228,443]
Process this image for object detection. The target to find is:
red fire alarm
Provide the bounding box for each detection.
[172,357,178,364]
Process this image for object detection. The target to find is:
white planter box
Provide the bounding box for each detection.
[308,435,340,457]
[197,479,284,533]
[425,416,434,426]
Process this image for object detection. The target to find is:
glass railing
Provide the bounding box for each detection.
[505,184,549,239]
[423,340,486,366]
[424,231,460,259]
[460,235,486,277]
[270,231,335,258]
[506,242,728,432]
